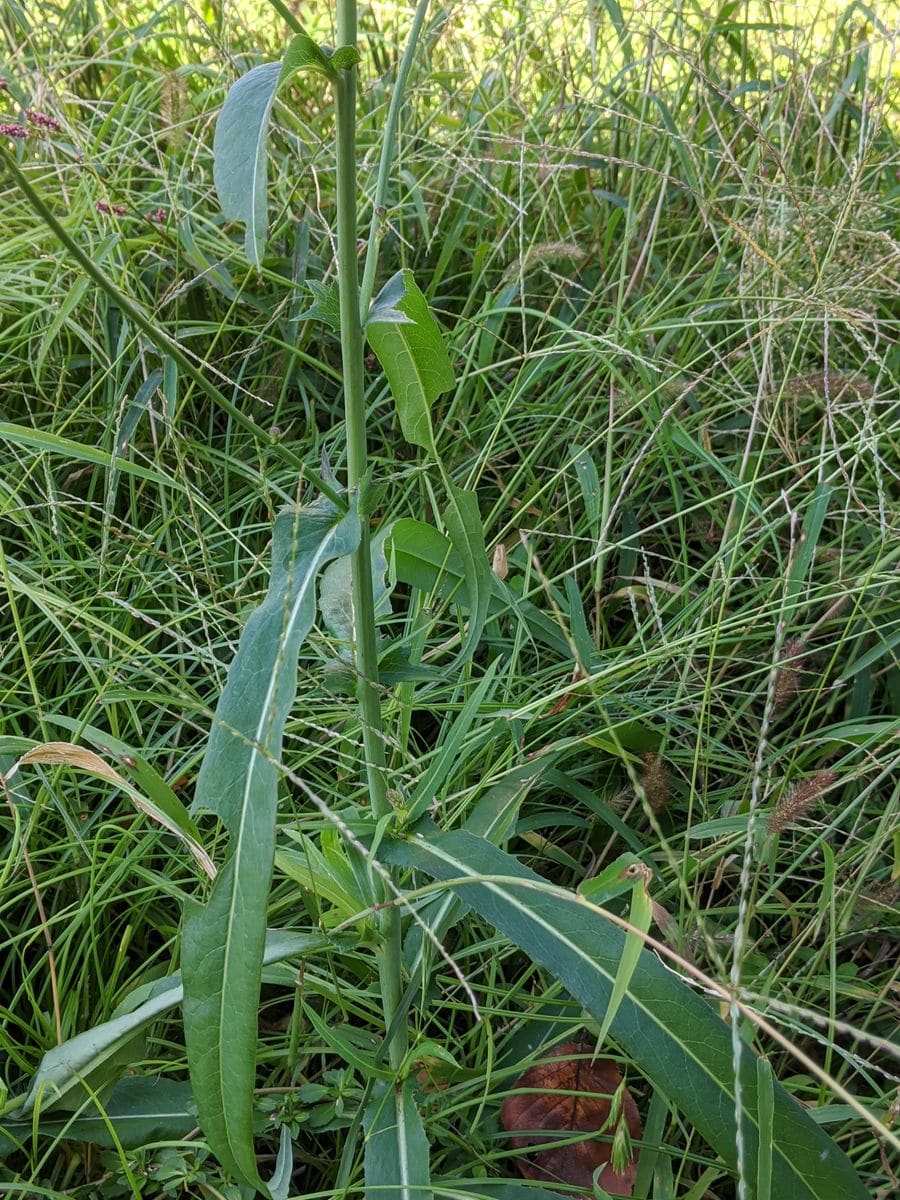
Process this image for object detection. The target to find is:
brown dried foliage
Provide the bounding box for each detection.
[501,1042,642,1195]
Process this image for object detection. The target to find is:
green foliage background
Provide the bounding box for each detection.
[0,0,897,1196]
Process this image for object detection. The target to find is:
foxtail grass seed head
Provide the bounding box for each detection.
[773,636,806,709]
[0,122,27,138]
[768,771,835,833]
[26,109,61,132]
[640,751,670,814]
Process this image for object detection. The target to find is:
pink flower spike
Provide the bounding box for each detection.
[26,109,62,132]
[0,122,28,138]
[95,200,128,216]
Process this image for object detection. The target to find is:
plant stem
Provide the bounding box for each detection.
[333,0,407,1072]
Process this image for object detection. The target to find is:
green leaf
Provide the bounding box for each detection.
[366,269,455,453]
[213,31,335,267]
[302,1003,393,1081]
[329,45,363,69]
[386,500,492,671]
[0,1077,195,1159]
[441,483,493,668]
[366,270,415,326]
[593,865,653,1049]
[387,519,569,657]
[44,713,203,852]
[182,499,360,1193]
[15,932,329,1116]
[570,443,601,533]
[319,524,392,647]
[363,1080,432,1200]
[300,279,342,331]
[385,831,868,1200]
[403,662,499,826]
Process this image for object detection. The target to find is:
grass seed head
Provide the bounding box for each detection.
[640,751,670,814]
[768,770,835,833]
[773,636,807,709]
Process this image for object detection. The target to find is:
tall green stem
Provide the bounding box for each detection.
[333,0,407,1072]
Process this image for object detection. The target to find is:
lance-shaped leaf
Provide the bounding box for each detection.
[0,1077,196,1158]
[364,1079,433,1200]
[182,499,360,1193]
[15,931,332,1116]
[441,482,493,668]
[385,831,868,1200]
[214,31,334,267]
[366,269,454,453]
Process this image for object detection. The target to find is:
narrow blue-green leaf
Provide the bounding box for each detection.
[594,870,652,1049]
[386,831,868,1200]
[756,1057,775,1200]
[0,1077,195,1159]
[364,1080,433,1200]
[442,483,492,668]
[786,483,831,604]
[213,31,334,266]
[182,499,360,1192]
[366,268,455,452]
[303,1003,393,1081]
[570,444,601,533]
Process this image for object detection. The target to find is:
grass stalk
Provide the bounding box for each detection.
[358,0,432,319]
[334,0,407,1072]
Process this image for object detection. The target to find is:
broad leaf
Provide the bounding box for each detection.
[387,519,569,657]
[364,1080,433,1200]
[214,30,334,266]
[182,499,360,1193]
[385,831,868,1200]
[319,523,392,647]
[0,1077,195,1158]
[366,269,455,453]
[300,279,342,331]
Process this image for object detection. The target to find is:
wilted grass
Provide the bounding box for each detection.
[1,0,898,1196]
